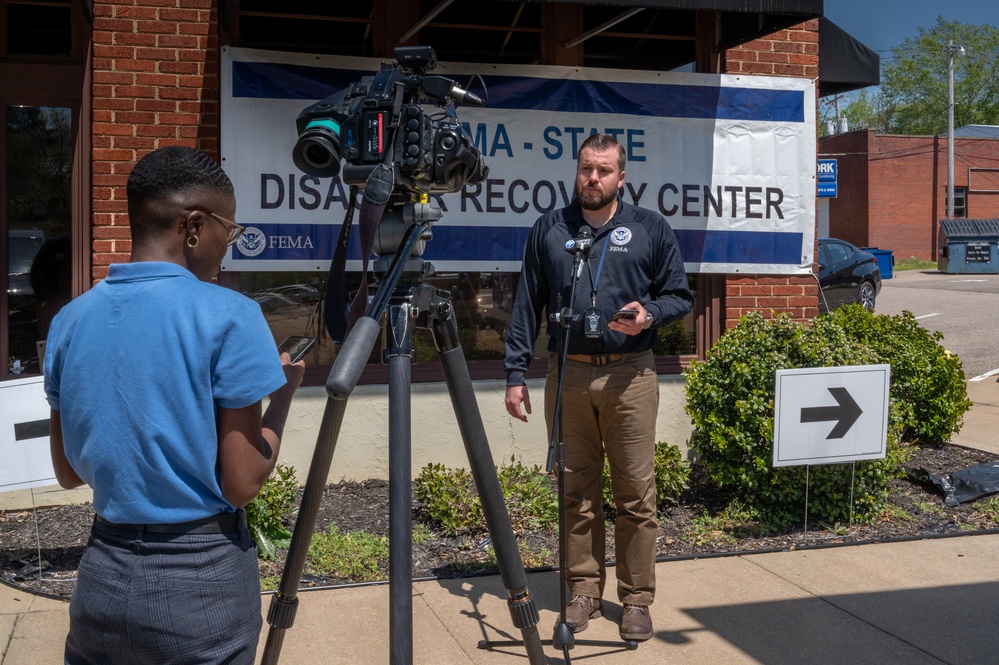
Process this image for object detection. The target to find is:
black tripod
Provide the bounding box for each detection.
[259,202,550,665]
[478,229,638,662]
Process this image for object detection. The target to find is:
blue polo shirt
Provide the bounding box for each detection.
[44,262,287,524]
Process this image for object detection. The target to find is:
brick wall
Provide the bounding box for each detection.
[819,130,871,248]
[85,7,826,329]
[722,20,820,327]
[90,0,221,281]
[822,133,999,261]
[725,275,819,323]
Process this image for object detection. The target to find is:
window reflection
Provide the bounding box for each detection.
[6,105,73,376]
[236,269,697,375]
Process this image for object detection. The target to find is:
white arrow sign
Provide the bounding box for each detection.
[773,365,890,467]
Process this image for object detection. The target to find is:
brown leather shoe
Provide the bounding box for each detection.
[620,603,653,641]
[562,594,602,633]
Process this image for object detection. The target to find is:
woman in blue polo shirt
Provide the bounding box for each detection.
[44,146,304,664]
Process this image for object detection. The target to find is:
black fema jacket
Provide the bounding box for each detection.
[504,195,694,386]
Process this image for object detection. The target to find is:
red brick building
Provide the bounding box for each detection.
[819,129,999,262]
[3,1,879,382]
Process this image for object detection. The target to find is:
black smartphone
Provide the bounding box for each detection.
[278,335,316,363]
[614,309,639,320]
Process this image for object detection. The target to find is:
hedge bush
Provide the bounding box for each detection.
[821,305,971,444]
[685,310,920,524]
[416,444,690,536]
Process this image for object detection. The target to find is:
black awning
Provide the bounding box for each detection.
[522,0,825,52]
[536,0,821,12]
[818,16,879,97]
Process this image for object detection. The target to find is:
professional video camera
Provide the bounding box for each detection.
[291,45,488,194]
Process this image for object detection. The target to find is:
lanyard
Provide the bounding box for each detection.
[586,235,608,307]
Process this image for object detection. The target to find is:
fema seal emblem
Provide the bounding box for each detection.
[610,228,632,246]
[236,227,266,257]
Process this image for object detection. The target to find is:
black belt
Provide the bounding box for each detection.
[95,511,245,535]
[566,352,640,367]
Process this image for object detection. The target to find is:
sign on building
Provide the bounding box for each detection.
[220,47,818,276]
[817,158,837,198]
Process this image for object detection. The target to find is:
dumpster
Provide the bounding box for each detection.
[938,219,999,274]
[861,247,894,280]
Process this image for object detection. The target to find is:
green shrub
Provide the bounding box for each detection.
[601,441,691,509]
[822,305,971,444]
[654,441,693,502]
[414,457,559,536]
[685,311,910,524]
[306,525,389,582]
[685,500,777,546]
[245,464,298,560]
[413,463,484,534]
[496,457,559,531]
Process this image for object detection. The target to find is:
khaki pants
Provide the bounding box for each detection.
[545,350,659,606]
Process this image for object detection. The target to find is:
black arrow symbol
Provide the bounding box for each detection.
[800,387,862,439]
[14,419,50,441]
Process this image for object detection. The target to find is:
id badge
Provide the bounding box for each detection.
[583,307,604,338]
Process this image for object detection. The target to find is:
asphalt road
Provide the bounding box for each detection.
[874,269,999,380]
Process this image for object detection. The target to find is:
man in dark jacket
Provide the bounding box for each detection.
[504,133,692,641]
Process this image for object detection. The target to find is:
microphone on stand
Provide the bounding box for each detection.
[564,226,593,256]
[565,226,593,279]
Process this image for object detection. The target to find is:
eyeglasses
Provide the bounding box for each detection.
[197,210,245,247]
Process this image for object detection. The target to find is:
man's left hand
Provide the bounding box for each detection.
[608,301,648,336]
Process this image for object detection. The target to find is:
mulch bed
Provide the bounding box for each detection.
[3,442,998,600]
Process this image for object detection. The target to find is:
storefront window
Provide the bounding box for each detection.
[234,268,696,381]
[6,105,73,376]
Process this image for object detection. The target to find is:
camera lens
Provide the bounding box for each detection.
[292,122,342,178]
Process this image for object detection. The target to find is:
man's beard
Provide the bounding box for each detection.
[576,184,617,211]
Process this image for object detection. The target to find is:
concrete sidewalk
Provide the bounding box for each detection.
[4,534,999,664]
[3,378,998,664]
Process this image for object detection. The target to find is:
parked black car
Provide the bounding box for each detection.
[817,237,882,312]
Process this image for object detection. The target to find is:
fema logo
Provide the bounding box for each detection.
[611,228,632,246]
[236,227,266,257]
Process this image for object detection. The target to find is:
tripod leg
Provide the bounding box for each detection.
[431,316,549,665]
[263,316,384,664]
[261,395,348,665]
[386,301,414,664]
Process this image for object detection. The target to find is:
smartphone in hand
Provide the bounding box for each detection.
[613,309,640,320]
[278,336,316,363]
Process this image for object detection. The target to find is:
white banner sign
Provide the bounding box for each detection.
[0,375,57,492]
[220,47,816,274]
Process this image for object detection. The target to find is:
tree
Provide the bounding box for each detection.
[832,18,999,135]
[820,89,891,134]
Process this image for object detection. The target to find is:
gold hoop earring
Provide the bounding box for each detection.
[187,235,199,248]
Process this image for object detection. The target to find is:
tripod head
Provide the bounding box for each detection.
[370,193,443,278]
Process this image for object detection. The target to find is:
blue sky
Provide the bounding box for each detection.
[823,0,998,55]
